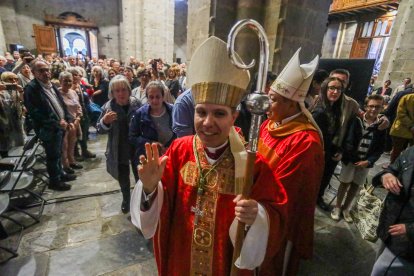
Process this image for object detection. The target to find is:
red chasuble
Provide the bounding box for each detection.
[153,135,287,276]
[258,115,324,260]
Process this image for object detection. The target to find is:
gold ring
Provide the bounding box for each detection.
[140,159,148,165]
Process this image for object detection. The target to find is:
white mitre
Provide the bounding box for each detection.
[187,36,250,108]
[271,48,323,142]
[271,48,319,102]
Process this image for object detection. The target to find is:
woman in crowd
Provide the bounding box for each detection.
[59,72,83,174]
[305,69,329,109]
[129,81,176,171]
[165,66,180,98]
[131,69,150,104]
[107,68,117,81]
[0,72,24,157]
[373,79,392,96]
[124,66,140,90]
[17,64,33,88]
[311,77,346,208]
[67,67,96,159]
[97,75,141,213]
[91,66,109,107]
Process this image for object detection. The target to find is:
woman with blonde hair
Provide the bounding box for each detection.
[91,65,109,107]
[59,71,83,173]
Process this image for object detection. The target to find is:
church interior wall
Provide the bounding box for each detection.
[0,0,121,59]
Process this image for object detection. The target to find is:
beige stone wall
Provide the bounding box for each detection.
[378,0,414,85]
[186,0,211,61]
[0,0,175,62]
[111,0,176,63]
[0,16,7,55]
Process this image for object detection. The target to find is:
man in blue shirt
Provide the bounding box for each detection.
[172,89,195,137]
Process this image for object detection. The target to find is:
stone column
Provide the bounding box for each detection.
[263,0,282,67]
[271,0,331,73]
[119,0,140,62]
[378,0,414,85]
[142,0,174,63]
[186,0,211,61]
[235,0,265,73]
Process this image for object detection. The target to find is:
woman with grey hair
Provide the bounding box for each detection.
[129,81,176,170]
[59,71,83,173]
[17,64,33,88]
[91,65,109,107]
[97,75,141,213]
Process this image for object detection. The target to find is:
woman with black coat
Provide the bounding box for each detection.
[129,81,176,170]
[97,75,141,213]
[311,76,346,210]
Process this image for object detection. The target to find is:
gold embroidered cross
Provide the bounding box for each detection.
[191,205,204,225]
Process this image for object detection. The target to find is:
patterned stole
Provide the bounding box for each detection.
[179,136,236,275]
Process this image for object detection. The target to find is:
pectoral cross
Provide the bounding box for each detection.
[191,205,204,226]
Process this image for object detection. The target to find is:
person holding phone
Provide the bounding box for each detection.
[0,72,25,157]
[12,48,35,74]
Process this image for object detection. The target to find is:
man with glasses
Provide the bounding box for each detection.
[24,60,76,191]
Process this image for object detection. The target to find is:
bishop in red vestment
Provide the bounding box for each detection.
[258,49,324,275]
[130,36,288,276]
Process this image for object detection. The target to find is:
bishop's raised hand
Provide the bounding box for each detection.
[138,143,168,194]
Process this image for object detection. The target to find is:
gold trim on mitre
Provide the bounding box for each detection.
[192,82,246,108]
[188,36,250,108]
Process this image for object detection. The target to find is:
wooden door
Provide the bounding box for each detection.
[33,25,57,54]
[350,38,370,58]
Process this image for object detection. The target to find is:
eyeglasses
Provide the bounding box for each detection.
[327,86,342,92]
[366,105,382,110]
[37,68,50,73]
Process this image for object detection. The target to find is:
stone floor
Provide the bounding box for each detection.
[0,131,392,276]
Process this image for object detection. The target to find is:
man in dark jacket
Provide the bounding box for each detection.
[24,60,75,191]
[371,146,414,275]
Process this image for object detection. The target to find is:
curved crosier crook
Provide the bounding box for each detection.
[227,19,269,95]
[227,19,271,276]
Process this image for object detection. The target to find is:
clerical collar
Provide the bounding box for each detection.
[273,112,302,128]
[204,140,229,161]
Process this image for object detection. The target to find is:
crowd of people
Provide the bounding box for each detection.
[0,39,413,274]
